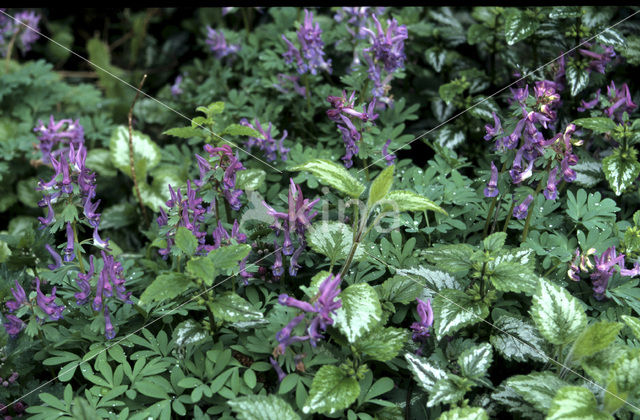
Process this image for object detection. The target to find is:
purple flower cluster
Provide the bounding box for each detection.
[361,14,408,106]
[274,273,342,355]
[3,278,65,338]
[578,42,616,75]
[569,247,640,300]
[199,144,245,211]
[170,75,183,97]
[282,9,331,75]
[605,81,637,122]
[34,116,85,165]
[333,7,385,70]
[273,73,306,97]
[326,90,379,168]
[240,118,290,163]
[263,179,319,278]
[0,371,19,388]
[205,27,239,58]
[381,139,396,166]
[410,298,433,342]
[0,9,40,56]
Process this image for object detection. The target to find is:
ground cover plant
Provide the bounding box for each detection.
[0,5,640,419]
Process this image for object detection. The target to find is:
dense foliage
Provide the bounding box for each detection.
[1,6,640,419]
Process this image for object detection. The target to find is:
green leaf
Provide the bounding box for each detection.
[209,292,263,323]
[425,47,447,72]
[236,169,266,191]
[139,273,193,305]
[302,365,360,415]
[86,148,117,177]
[428,376,468,407]
[596,28,626,48]
[207,244,252,271]
[506,372,570,413]
[367,164,395,208]
[602,148,640,196]
[483,232,507,253]
[353,326,409,362]
[222,124,261,138]
[396,266,463,295]
[333,283,383,343]
[290,159,365,198]
[404,353,448,391]
[381,190,447,215]
[530,279,587,345]
[306,222,363,264]
[433,289,489,340]
[573,118,618,134]
[571,321,622,360]
[174,227,198,256]
[487,261,538,295]
[548,386,613,420]
[137,181,168,213]
[439,406,489,420]
[162,126,204,139]
[621,315,640,339]
[566,63,590,97]
[420,245,475,274]
[109,125,161,180]
[439,80,467,104]
[458,343,492,379]
[300,270,331,298]
[566,189,619,230]
[490,314,547,363]
[604,349,640,414]
[504,9,539,45]
[186,257,216,285]
[228,395,301,420]
[377,275,423,304]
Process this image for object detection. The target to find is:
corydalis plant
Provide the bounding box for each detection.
[3,278,64,338]
[0,9,40,57]
[281,9,332,75]
[205,27,240,58]
[240,118,290,163]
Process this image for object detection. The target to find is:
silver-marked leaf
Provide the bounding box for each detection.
[396,267,463,297]
[602,148,640,196]
[334,283,382,343]
[439,406,489,420]
[381,190,447,215]
[236,168,266,191]
[596,28,626,48]
[139,273,192,305]
[209,292,263,323]
[290,159,365,198]
[228,395,300,420]
[458,343,492,379]
[425,47,447,72]
[86,148,117,177]
[604,349,640,413]
[566,64,590,97]
[404,353,447,391]
[420,245,475,274]
[306,221,363,264]
[571,321,622,360]
[428,376,467,407]
[573,117,618,134]
[302,365,359,415]
[573,160,604,188]
[109,125,161,180]
[504,9,539,45]
[490,314,547,363]
[548,386,613,420]
[367,164,394,208]
[530,279,587,345]
[621,315,640,339]
[433,289,489,340]
[506,372,570,413]
[354,326,409,362]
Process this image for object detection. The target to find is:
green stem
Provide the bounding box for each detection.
[4,26,22,72]
[303,74,312,114]
[502,200,516,233]
[479,261,487,299]
[71,221,86,274]
[340,208,369,278]
[483,196,498,238]
[521,168,548,242]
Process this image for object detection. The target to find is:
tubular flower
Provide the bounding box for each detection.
[170,75,183,97]
[64,222,75,262]
[240,118,289,162]
[205,27,239,58]
[75,255,94,305]
[35,278,65,321]
[578,42,616,74]
[382,139,397,166]
[281,9,331,75]
[273,73,306,97]
[410,298,433,342]
[513,194,534,220]
[34,116,85,165]
[3,315,24,338]
[204,144,245,211]
[104,307,116,340]
[0,10,40,56]
[5,281,27,313]
[577,89,601,112]
[604,81,637,122]
[484,161,499,198]
[543,166,560,200]
[269,357,287,382]
[45,244,62,270]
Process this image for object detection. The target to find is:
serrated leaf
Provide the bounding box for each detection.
[302,365,360,415]
[174,227,198,256]
[222,124,261,138]
[186,257,216,285]
[290,159,365,198]
[334,283,382,343]
[603,348,640,414]
[596,28,626,47]
[109,125,161,180]
[377,275,423,304]
[439,406,489,420]
[162,126,203,139]
[530,279,587,345]
[367,164,395,208]
[490,314,547,363]
[548,386,613,420]
[137,181,167,213]
[426,47,447,72]
[420,245,475,274]
[566,64,590,97]
[506,372,570,413]
[602,148,640,196]
[381,190,447,215]
[621,315,640,339]
[573,118,618,134]
[86,148,117,177]
[139,273,192,305]
[209,292,263,323]
[458,343,492,379]
[428,376,467,407]
[404,353,448,391]
[354,326,409,362]
[207,244,252,271]
[397,266,463,297]
[483,232,506,253]
[228,394,300,420]
[571,321,622,360]
[236,169,266,191]
[433,289,489,340]
[504,9,539,45]
[488,261,538,295]
[306,221,363,264]
[573,160,604,188]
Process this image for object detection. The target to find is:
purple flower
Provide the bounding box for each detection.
[34,116,85,165]
[206,27,239,58]
[2,315,24,338]
[513,194,534,220]
[578,89,601,112]
[560,155,577,182]
[410,298,433,342]
[543,166,560,200]
[578,43,615,74]
[240,118,290,162]
[382,139,397,166]
[170,75,183,97]
[45,244,62,270]
[269,357,287,382]
[92,225,110,249]
[38,194,55,227]
[278,294,315,313]
[590,247,624,300]
[75,255,94,305]
[1,10,40,56]
[275,313,307,355]
[205,144,245,211]
[484,112,503,141]
[64,222,75,262]
[104,307,116,340]
[35,278,65,321]
[273,73,306,97]
[361,14,408,73]
[272,246,284,278]
[282,9,331,75]
[604,81,637,122]
[5,281,27,313]
[484,161,499,198]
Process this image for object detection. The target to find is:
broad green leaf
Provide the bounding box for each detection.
[579,344,627,384]
[150,164,188,201]
[109,125,161,180]
[602,148,640,196]
[596,28,626,48]
[162,126,203,139]
[573,160,604,188]
[306,221,363,264]
[439,80,467,104]
[428,376,468,407]
[458,343,492,379]
[566,63,590,97]
[621,315,640,339]
[604,349,640,414]
[209,292,263,323]
[504,9,539,45]
[207,244,252,271]
[300,271,331,298]
[173,320,208,347]
[17,178,40,208]
[236,169,266,191]
[174,227,198,256]
[334,283,382,343]
[137,181,167,213]
[381,190,447,215]
[490,314,547,363]
[530,278,587,345]
[353,326,409,362]
[487,261,538,295]
[396,266,463,297]
[420,245,475,274]
[425,47,447,72]
[367,164,395,208]
[433,289,489,340]
[139,273,192,305]
[186,257,216,284]
[228,395,300,420]
[222,124,261,138]
[548,386,613,420]
[573,118,618,134]
[86,148,117,177]
[290,159,365,198]
[506,372,570,413]
[571,321,622,360]
[302,365,360,415]
[404,353,447,391]
[483,232,507,253]
[439,406,489,420]
[376,275,423,304]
